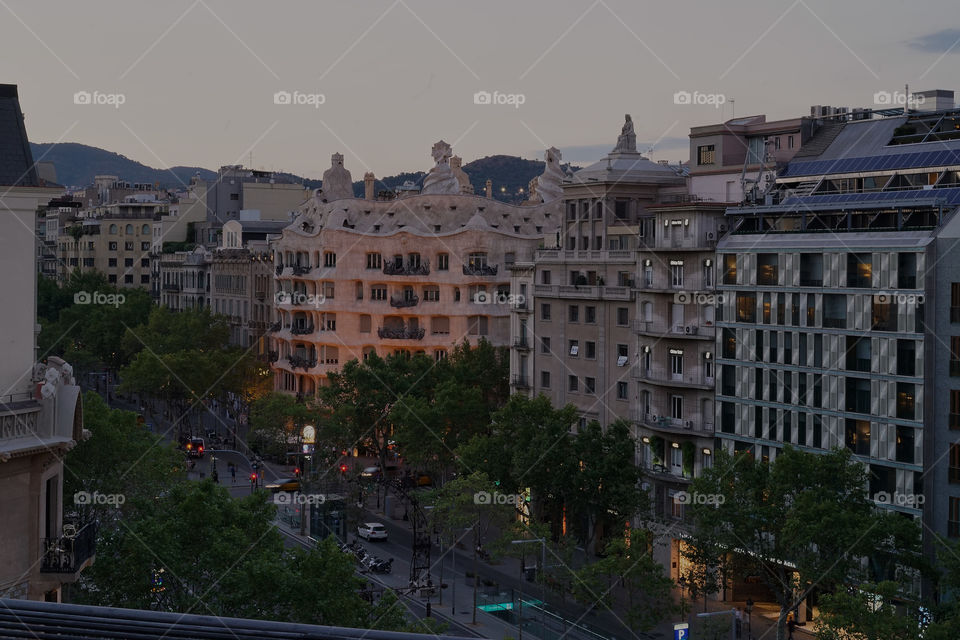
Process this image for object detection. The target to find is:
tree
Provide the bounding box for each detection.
[571,529,676,633]
[815,581,923,640]
[64,392,184,523]
[460,394,579,530]
[77,481,424,630]
[248,392,318,460]
[686,447,919,640]
[569,419,645,555]
[429,471,515,625]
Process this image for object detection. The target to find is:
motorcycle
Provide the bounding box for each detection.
[370,558,393,574]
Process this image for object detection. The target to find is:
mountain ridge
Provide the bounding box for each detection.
[30,142,573,203]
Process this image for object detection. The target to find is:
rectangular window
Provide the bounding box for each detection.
[585,377,596,394]
[436,253,449,271]
[568,305,579,322]
[423,287,440,302]
[845,419,871,456]
[697,144,716,165]
[952,390,960,429]
[951,445,960,484]
[897,383,916,420]
[541,371,551,388]
[670,261,684,288]
[540,337,551,354]
[723,254,737,285]
[467,316,489,336]
[897,339,915,376]
[569,340,579,357]
[616,307,629,326]
[568,375,578,392]
[616,381,628,400]
[431,317,450,335]
[800,253,823,286]
[366,253,382,269]
[541,270,551,285]
[585,306,596,323]
[898,253,917,289]
[845,377,871,414]
[585,341,596,359]
[371,286,387,301]
[847,253,872,288]
[897,426,915,464]
[324,252,337,267]
[736,293,756,323]
[757,254,778,286]
[824,294,846,329]
[952,283,960,323]
[950,498,960,537]
[541,303,551,321]
[872,300,898,332]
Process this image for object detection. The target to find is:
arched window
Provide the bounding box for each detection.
[109,224,118,234]
[142,224,150,234]
[125,224,133,234]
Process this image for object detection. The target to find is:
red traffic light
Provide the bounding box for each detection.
[339,464,348,473]
[250,473,257,481]
[294,467,300,476]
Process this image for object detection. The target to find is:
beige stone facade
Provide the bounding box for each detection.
[56,201,165,288]
[270,191,561,395]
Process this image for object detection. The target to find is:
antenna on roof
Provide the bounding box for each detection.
[904,83,909,115]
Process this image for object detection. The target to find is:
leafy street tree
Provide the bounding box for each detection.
[64,392,184,523]
[569,419,646,555]
[572,529,676,633]
[429,471,515,625]
[119,307,264,438]
[77,480,429,631]
[320,353,440,475]
[815,581,923,640]
[248,391,321,460]
[686,447,922,640]
[37,272,152,374]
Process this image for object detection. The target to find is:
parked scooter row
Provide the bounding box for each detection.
[337,539,393,574]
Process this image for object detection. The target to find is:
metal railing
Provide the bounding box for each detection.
[462,264,498,276]
[377,326,426,340]
[383,261,430,276]
[41,522,97,573]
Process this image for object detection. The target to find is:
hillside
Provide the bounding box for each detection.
[29,142,573,203]
[30,142,217,188]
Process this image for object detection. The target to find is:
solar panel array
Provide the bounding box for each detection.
[781,186,960,207]
[782,149,960,178]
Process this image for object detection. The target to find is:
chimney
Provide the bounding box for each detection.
[364,172,375,200]
[485,179,493,199]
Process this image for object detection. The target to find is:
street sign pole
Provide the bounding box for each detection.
[674,622,689,640]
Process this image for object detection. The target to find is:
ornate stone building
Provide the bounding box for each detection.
[269,144,562,395]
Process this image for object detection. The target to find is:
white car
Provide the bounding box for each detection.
[357,522,388,541]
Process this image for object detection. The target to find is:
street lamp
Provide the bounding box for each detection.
[745,597,754,640]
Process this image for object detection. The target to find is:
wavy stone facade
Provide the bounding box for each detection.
[269,192,562,395]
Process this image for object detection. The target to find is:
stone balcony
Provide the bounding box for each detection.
[631,365,714,390]
[632,319,715,340]
[632,410,715,437]
[532,284,634,301]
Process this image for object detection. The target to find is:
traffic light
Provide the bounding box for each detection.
[294,467,300,478]
[339,464,348,474]
[250,473,257,483]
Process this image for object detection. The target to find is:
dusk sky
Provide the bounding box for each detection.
[3,0,959,179]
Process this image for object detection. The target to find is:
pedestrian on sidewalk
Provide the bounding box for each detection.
[787,612,796,640]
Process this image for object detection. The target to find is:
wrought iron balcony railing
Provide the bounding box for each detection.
[462,264,499,277]
[288,355,318,370]
[41,522,97,574]
[383,261,430,276]
[290,324,315,335]
[292,265,311,276]
[390,295,419,308]
[377,326,426,340]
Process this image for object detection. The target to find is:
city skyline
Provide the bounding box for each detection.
[2,1,959,178]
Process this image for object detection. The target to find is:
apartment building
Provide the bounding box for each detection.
[158,246,211,311]
[56,198,165,288]
[270,144,562,395]
[193,165,307,248]
[209,219,284,350]
[0,84,90,602]
[510,116,728,563]
[715,94,960,567]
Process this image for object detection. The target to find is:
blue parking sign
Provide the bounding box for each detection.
[674,622,689,640]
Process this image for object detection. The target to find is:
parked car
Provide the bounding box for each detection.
[357,522,388,541]
[265,477,300,492]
